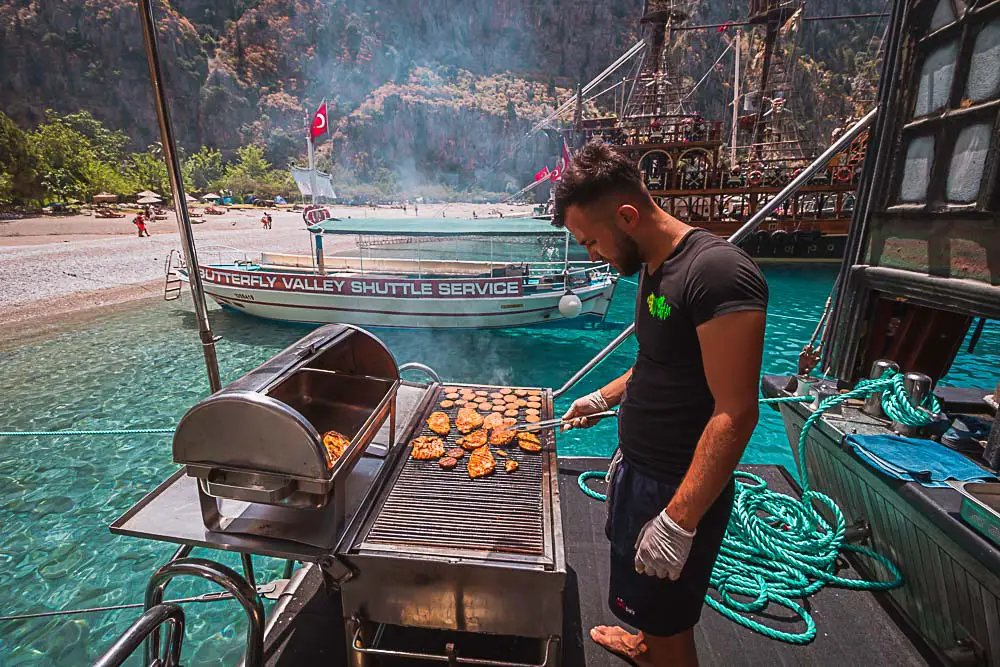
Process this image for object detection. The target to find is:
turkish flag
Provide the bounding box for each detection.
[534,166,550,181]
[310,101,328,139]
[549,166,561,182]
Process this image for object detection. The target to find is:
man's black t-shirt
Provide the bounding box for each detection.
[618,228,769,483]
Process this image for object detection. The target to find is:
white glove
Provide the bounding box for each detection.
[561,390,609,431]
[634,510,696,580]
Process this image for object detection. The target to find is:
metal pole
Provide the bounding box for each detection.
[137,0,222,393]
[553,106,879,399]
[730,30,741,165]
[728,106,877,246]
[307,137,317,205]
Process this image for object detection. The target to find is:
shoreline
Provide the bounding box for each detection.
[0,202,539,348]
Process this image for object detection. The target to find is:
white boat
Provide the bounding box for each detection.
[179,218,618,329]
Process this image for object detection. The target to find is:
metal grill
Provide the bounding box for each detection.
[364,385,553,558]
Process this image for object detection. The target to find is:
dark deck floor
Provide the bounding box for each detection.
[263,460,937,666]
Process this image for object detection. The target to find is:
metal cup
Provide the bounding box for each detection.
[891,372,934,437]
[862,359,899,419]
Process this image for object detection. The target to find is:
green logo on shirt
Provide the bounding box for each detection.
[646,293,672,320]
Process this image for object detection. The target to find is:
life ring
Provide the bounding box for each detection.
[771,229,789,243]
[753,230,770,244]
[748,170,764,187]
[835,166,853,183]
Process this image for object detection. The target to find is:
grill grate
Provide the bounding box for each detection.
[364,385,552,557]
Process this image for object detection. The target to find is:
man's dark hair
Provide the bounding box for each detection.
[552,139,648,227]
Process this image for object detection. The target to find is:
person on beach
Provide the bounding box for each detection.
[265,212,273,229]
[555,140,767,667]
[261,213,268,229]
[133,213,150,238]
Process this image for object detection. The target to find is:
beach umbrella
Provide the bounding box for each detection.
[137,195,162,204]
[93,192,118,203]
[201,192,220,200]
[136,189,159,198]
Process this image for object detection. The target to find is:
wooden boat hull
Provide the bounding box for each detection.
[771,389,1000,666]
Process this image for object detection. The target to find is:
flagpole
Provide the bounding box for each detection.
[307,135,316,205]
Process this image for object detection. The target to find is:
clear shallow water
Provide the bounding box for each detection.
[2,261,997,665]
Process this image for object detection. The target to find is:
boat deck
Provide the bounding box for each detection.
[262,459,937,666]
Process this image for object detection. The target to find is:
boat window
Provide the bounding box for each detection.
[929,0,956,32]
[913,40,959,117]
[899,135,935,202]
[946,122,992,202]
[966,18,1000,102]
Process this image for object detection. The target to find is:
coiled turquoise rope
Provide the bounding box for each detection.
[577,370,933,643]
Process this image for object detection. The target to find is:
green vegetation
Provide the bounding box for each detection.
[0,110,298,205]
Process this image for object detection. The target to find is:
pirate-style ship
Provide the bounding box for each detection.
[564,0,876,262]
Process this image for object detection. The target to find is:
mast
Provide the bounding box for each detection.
[730,30,741,165]
[746,1,803,160]
[623,0,690,122]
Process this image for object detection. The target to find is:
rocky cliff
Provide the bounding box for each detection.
[0,0,884,192]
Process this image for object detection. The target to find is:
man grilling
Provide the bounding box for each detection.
[555,140,768,667]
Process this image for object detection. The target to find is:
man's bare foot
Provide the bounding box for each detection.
[590,625,651,665]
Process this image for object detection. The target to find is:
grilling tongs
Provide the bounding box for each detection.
[514,409,619,433]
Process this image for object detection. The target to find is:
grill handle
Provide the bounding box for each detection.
[349,621,558,666]
[398,362,441,384]
[203,470,296,504]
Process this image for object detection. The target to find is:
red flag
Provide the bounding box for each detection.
[310,101,328,140]
[549,139,571,182]
[534,166,550,181]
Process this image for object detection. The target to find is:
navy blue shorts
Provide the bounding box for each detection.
[605,459,734,637]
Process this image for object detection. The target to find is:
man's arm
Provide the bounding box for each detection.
[665,310,766,531]
[599,368,633,407]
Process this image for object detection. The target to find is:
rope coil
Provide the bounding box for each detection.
[578,369,935,643]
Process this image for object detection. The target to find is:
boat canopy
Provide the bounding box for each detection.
[308,218,566,237]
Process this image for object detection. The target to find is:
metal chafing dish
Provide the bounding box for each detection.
[331,383,566,666]
[173,324,399,542]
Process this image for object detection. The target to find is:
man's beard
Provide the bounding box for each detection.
[611,228,643,276]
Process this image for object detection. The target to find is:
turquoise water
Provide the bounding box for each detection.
[2,262,998,665]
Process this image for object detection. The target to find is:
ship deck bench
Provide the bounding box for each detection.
[262,458,935,666]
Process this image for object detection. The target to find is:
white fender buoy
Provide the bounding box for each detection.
[558,292,583,318]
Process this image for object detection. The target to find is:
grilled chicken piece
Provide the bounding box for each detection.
[501,417,518,429]
[457,428,488,450]
[322,430,351,464]
[427,411,451,436]
[517,431,542,453]
[489,428,515,446]
[467,445,496,479]
[483,412,505,431]
[455,407,484,434]
[505,459,519,473]
[410,436,446,460]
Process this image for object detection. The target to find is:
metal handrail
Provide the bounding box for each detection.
[92,604,185,667]
[398,362,442,384]
[144,558,264,667]
[551,107,879,399]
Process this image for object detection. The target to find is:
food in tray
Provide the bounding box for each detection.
[514,389,528,397]
[517,431,542,452]
[427,411,452,436]
[525,408,540,416]
[440,400,455,409]
[526,401,541,409]
[489,428,515,446]
[516,399,528,407]
[525,415,541,423]
[505,459,519,473]
[322,430,351,463]
[491,405,506,412]
[411,436,446,460]
[457,428,488,450]
[467,445,496,479]
[483,412,505,431]
[503,409,519,418]
[475,390,489,397]
[501,417,517,429]
[446,447,466,459]
[503,395,518,403]
[499,388,512,395]
[476,401,492,411]
[489,392,504,400]
[439,456,458,469]
[456,407,484,433]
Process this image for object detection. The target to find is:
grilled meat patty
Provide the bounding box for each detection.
[427,411,451,436]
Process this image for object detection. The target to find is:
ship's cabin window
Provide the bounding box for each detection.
[890,0,1000,210]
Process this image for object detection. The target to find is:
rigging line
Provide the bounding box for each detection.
[672,14,890,31]
[583,79,626,106]
[668,42,733,115]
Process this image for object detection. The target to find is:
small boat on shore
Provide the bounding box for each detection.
[177,218,618,329]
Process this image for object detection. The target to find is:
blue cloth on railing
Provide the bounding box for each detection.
[844,434,997,488]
